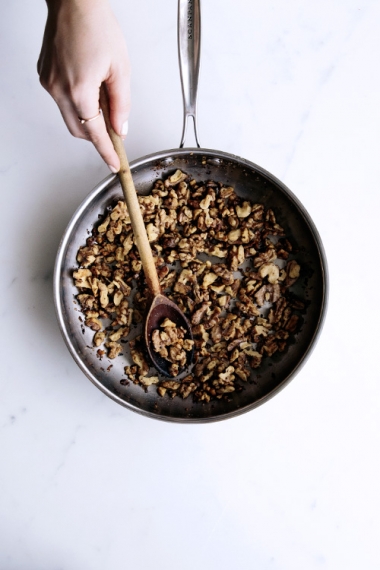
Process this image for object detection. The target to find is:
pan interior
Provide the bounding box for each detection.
[55,148,327,422]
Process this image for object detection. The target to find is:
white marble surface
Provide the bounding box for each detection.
[1,0,380,568]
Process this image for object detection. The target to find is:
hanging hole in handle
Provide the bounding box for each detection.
[179,114,201,148]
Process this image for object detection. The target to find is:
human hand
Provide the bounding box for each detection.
[38,0,131,172]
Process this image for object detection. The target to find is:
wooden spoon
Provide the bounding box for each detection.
[99,85,193,378]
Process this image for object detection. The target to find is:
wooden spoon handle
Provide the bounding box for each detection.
[99,85,161,297]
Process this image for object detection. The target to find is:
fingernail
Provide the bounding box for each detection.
[108,164,118,174]
[121,120,129,136]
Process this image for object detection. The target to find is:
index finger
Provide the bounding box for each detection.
[79,108,120,173]
[71,84,120,172]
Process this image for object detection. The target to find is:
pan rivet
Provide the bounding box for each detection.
[161,157,175,166]
[208,158,222,166]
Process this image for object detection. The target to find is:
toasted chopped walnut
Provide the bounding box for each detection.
[105,341,122,359]
[97,216,110,234]
[98,281,109,308]
[108,327,129,342]
[249,351,263,368]
[202,272,218,289]
[139,376,159,387]
[285,260,301,287]
[207,244,228,257]
[284,314,299,332]
[179,381,197,399]
[168,169,187,185]
[130,340,150,376]
[254,283,281,306]
[227,228,241,243]
[77,294,97,310]
[191,302,210,325]
[262,337,278,357]
[146,222,160,242]
[161,380,181,390]
[236,201,252,218]
[73,268,92,288]
[259,262,280,284]
[253,248,277,268]
[93,330,106,347]
[218,295,231,308]
[76,244,99,267]
[85,317,103,331]
[183,338,194,351]
[113,290,124,306]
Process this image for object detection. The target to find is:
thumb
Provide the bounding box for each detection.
[105,69,131,138]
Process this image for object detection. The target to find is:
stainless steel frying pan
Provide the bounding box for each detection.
[54,0,328,422]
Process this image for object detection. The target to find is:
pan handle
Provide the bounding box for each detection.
[178,0,201,148]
